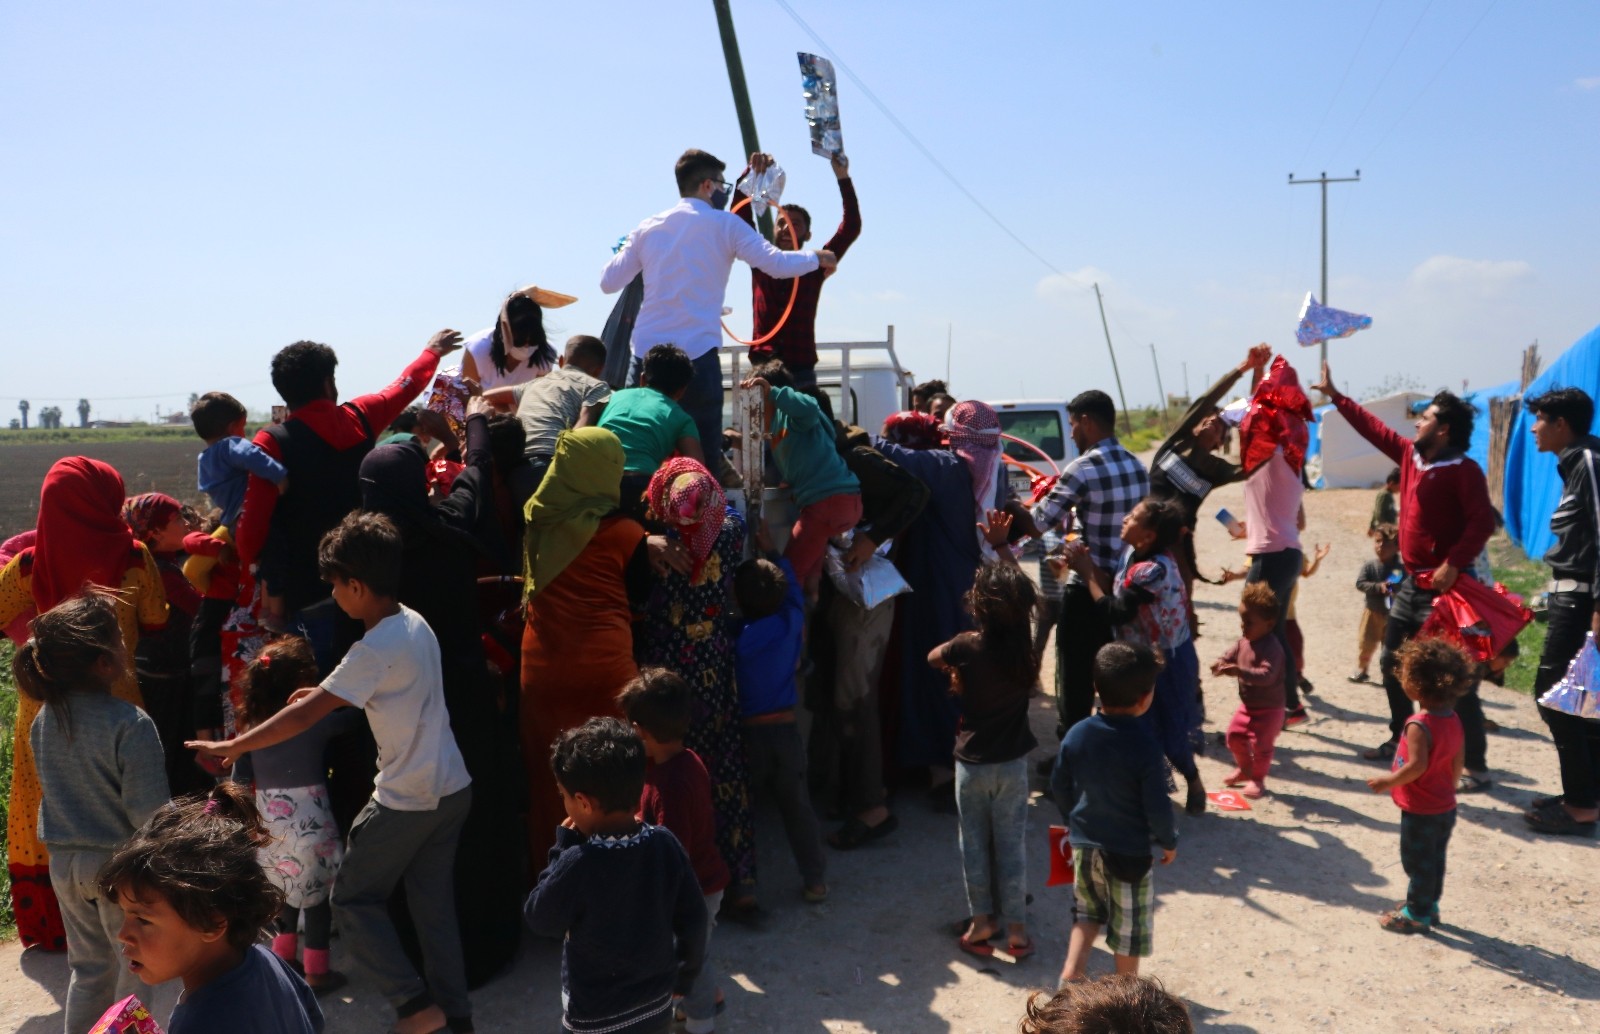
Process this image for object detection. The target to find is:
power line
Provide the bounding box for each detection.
[769,0,1092,292]
[1359,0,1498,166]
[1293,0,1387,168]
[1324,0,1437,165]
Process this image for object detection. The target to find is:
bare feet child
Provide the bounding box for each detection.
[1213,583,1287,799]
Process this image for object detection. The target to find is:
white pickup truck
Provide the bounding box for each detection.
[986,399,1079,506]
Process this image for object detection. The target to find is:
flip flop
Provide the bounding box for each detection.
[1457,772,1492,794]
[1379,908,1432,934]
[957,931,995,958]
[1362,739,1397,761]
[1005,938,1035,961]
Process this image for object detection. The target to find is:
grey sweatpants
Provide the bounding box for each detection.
[333,786,472,1019]
[52,848,145,1034]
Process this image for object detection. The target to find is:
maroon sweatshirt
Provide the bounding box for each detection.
[1332,395,1496,576]
[1219,634,1286,710]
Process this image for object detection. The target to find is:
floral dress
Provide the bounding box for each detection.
[1109,546,1201,780]
[634,507,756,887]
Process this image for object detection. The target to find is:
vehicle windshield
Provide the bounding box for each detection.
[997,410,1065,462]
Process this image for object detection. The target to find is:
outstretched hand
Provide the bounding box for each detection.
[977,509,1013,548]
[749,152,775,176]
[816,250,838,274]
[830,151,850,178]
[426,329,464,356]
[1244,343,1272,372]
[1309,360,1338,399]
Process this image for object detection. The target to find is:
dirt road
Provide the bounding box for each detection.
[4,477,1597,1033]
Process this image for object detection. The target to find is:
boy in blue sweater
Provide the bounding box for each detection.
[524,717,707,1034]
[1051,642,1178,984]
[733,527,828,908]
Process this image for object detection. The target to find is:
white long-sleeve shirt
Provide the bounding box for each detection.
[600,197,820,360]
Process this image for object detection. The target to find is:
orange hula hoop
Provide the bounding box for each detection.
[722,195,801,347]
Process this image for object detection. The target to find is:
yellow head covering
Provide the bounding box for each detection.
[522,427,625,597]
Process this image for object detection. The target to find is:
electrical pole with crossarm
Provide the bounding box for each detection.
[1289,170,1360,364]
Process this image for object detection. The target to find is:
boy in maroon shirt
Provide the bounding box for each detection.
[1311,361,1495,765]
[733,151,861,388]
[619,668,729,1033]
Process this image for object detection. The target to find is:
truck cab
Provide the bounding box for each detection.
[986,399,1079,506]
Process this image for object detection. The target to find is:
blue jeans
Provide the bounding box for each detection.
[628,350,725,461]
[955,756,1029,922]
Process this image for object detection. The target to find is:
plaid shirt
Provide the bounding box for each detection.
[1031,436,1149,573]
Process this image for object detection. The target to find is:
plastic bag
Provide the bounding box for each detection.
[824,537,911,610]
[798,52,844,157]
[87,995,165,1033]
[1539,632,1600,720]
[1416,575,1533,663]
[736,163,786,221]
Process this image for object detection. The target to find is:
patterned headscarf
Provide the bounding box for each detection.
[122,493,182,545]
[881,410,945,451]
[32,457,135,611]
[945,400,1003,557]
[646,457,727,580]
[1240,355,1315,476]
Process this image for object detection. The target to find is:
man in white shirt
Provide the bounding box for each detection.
[601,148,837,469]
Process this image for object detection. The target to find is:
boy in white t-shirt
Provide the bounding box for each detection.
[190,512,473,1034]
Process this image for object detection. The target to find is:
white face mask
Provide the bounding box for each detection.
[499,315,532,364]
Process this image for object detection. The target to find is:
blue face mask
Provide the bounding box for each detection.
[707,185,730,210]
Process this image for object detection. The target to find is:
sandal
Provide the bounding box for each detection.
[1362,739,1397,761]
[827,814,898,850]
[1457,772,1492,794]
[957,930,996,957]
[1525,806,1598,837]
[1379,908,1433,934]
[1529,793,1565,812]
[1005,938,1035,961]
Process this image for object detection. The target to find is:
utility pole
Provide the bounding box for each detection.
[711,0,774,240]
[945,324,952,384]
[1182,361,1189,400]
[1288,169,1360,364]
[1091,283,1132,436]
[1149,343,1168,433]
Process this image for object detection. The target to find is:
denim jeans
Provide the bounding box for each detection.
[1399,808,1456,916]
[680,889,723,1033]
[1537,590,1600,807]
[955,756,1030,923]
[1246,548,1302,710]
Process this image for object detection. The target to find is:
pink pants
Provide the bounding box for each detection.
[785,492,864,589]
[1227,704,1285,782]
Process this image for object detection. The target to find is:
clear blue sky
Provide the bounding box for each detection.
[3,1,1597,421]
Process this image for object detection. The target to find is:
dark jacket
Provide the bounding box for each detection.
[836,422,930,546]
[1546,434,1600,588]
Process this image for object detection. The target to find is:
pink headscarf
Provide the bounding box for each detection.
[646,457,727,580]
[945,400,1003,557]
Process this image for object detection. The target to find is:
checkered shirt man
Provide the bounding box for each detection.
[1031,436,1149,572]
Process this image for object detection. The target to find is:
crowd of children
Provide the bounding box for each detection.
[0,145,1559,1034]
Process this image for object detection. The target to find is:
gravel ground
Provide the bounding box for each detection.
[4,474,1598,1033]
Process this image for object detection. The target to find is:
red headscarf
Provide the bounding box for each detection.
[881,410,945,451]
[646,457,727,580]
[1239,356,1315,476]
[31,457,135,611]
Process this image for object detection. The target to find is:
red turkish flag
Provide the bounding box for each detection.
[1046,825,1074,886]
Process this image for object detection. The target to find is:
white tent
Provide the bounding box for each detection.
[1313,391,1429,489]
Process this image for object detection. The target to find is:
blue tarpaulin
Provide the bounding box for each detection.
[1504,322,1600,560]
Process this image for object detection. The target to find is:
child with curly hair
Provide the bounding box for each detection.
[235,635,358,994]
[100,782,322,1033]
[1366,637,1472,933]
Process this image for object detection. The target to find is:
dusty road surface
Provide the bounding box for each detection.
[5,477,1598,1033]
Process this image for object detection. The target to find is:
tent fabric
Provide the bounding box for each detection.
[1304,404,1333,488]
[1505,322,1600,560]
[1311,391,1430,489]
[1465,379,1521,473]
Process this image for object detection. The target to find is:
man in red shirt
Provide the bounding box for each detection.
[1312,361,1496,768]
[234,329,462,665]
[735,151,861,389]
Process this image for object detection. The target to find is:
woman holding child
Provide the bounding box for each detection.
[635,457,759,893]
[1,457,169,951]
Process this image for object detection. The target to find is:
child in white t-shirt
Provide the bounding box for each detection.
[190,512,473,1034]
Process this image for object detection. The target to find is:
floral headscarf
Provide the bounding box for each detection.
[646,457,727,580]
[122,492,182,545]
